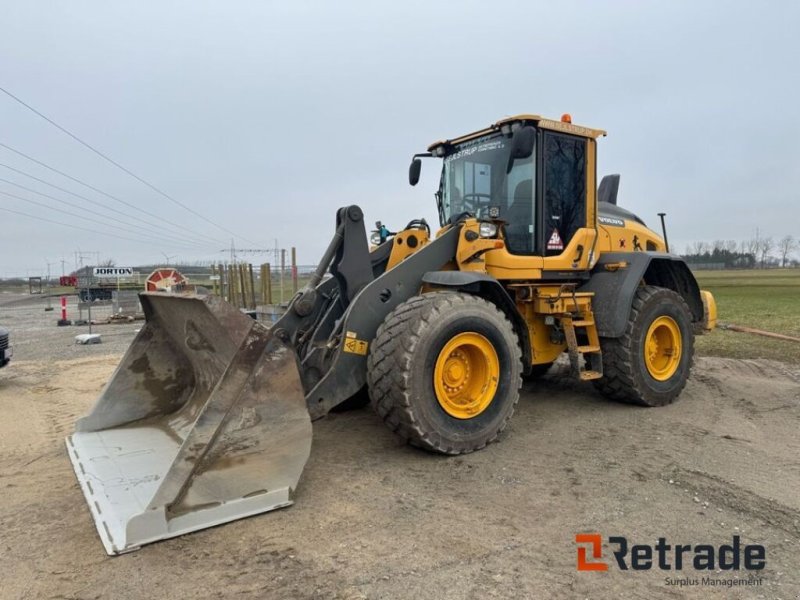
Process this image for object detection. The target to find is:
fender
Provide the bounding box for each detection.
[421,271,533,374]
[579,252,704,338]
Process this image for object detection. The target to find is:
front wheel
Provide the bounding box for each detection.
[367,292,522,454]
[593,285,694,406]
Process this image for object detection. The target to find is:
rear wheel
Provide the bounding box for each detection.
[367,292,522,454]
[594,285,694,406]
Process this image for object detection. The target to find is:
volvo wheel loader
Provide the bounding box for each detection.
[67,113,717,554]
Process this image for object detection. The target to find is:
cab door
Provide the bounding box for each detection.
[540,131,597,274]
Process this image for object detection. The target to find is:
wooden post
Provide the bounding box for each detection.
[229,263,238,307]
[241,263,249,309]
[248,265,254,309]
[211,264,218,295]
[264,263,272,304]
[248,263,256,309]
[291,247,298,294]
[259,264,265,305]
[218,263,225,298]
[280,249,286,304]
[238,264,247,309]
[227,264,233,305]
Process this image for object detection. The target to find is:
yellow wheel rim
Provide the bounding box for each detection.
[434,332,500,419]
[644,316,682,381]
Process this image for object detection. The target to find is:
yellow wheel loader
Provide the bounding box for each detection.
[67,114,717,554]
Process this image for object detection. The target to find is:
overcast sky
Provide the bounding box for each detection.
[1,1,798,277]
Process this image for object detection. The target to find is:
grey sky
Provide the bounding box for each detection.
[1,1,798,277]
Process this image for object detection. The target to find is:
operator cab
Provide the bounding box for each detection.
[428,115,603,259]
[410,115,609,274]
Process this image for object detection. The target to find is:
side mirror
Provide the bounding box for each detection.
[510,126,535,159]
[409,158,422,186]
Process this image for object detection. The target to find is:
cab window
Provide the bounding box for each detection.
[542,132,586,256]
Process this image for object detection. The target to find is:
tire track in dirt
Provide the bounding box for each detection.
[668,467,800,536]
[1,354,799,599]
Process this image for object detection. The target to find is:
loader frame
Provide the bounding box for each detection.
[273,205,463,418]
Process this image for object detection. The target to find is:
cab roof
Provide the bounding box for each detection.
[427,114,606,153]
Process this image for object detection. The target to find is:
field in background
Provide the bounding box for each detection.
[694,268,800,363]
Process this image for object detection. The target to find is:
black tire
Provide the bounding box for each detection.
[523,362,554,381]
[367,292,522,454]
[593,285,694,406]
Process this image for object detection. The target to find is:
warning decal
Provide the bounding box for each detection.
[547,229,564,251]
[343,338,369,356]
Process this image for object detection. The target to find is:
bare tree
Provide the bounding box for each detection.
[98,258,116,267]
[744,237,759,261]
[725,240,738,253]
[778,235,797,268]
[758,236,774,268]
[690,241,708,256]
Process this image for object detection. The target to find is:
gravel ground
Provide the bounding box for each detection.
[1,292,799,599]
[0,292,140,361]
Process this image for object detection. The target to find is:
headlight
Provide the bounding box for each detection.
[370,232,383,245]
[479,222,497,238]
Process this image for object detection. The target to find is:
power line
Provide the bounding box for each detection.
[0,205,205,250]
[0,169,213,249]
[0,185,213,250]
[0,143,222,245]
[0,188,149,241]
[0,161,205,243]
[220,248,275,253]
[0,190,218,251]
[0,85,264,247]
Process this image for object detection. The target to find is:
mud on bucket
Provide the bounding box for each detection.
[66,293,312,555]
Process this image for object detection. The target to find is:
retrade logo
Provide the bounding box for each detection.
[575,534,607,571]
[575,534,766,572]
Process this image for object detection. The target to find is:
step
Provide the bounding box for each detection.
[577,345,600,354]
[579,370,603,381]
[571,320,595,327]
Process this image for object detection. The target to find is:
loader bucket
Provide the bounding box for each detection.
[66,293,312,555]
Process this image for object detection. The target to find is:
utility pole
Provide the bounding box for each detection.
[75,249,98,273]
[45,261,53,311]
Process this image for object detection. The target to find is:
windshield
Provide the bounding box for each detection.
[440,132,535,253]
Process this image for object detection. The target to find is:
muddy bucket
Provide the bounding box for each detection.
[66,293,312,555]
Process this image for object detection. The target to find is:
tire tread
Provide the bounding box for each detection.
[367,292,521,454]
[593,285,694,406]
